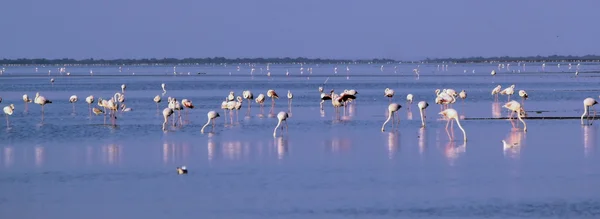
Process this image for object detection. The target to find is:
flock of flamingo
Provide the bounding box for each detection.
[1,77,599,142]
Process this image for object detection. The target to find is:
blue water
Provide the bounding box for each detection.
[1,63,600,218]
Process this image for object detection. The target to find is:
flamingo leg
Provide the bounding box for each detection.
[591,106,597,125]
[41,105,45,121]
[285,120,288,133]
[5,114,8,127]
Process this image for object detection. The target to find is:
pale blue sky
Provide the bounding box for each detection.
[1,0,599,60]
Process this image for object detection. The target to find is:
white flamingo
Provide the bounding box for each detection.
[201,111,220,133]
[418,101,429,127]
[23,94,32,111]
[384,88,394,102]
[439,108,467,142]
[381,103,401,132]
[491,85,502,101]
[273,111,289,137]
[581,98,598,125]
[287,90,293,108]
[162,107,173,131]
[34,92,52,120]
[3,104,14,127]
[154,95,161,111]
[121,84,126,93]
[500,84,515,101]
[85,95,94,117]
[503,100,527,132]
[69,95,78,113]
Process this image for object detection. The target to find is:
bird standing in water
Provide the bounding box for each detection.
[176,166,188,174]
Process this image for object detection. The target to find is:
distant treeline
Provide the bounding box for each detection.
[425,55,600,63]
[2,55,600,66]
[0,57,397,66]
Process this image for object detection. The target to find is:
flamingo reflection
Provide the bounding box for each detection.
[443,140,466,166]
[502,130,525,159]
[102,144,121,165]
[418,127,426,155]
[207,133,217,161]
[35,146,44,167]
[3,147,13,167]
[222,141,242,160]
[583,125,597,157]
[275,137,288,160]
[387,132,399,160]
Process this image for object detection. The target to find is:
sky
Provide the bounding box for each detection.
[2,0,599,60]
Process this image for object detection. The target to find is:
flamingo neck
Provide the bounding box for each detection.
[273,119,282,137]
[381,111,393,131]
[419,108,425,127]
[454,117,467,141]
[201,118,211,133]
[582,106,589,124]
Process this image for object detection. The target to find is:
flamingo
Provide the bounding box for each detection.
[287,90,293,108]
[491,70,496,76]
[344,89,358,103]
[331,93,344,117]
[519,90,528,100]
[406,94,414,105]
[69,95,78,113]
[3,104,14,127]
[384,88,394,102]
[201,111,220,133]
[154,95,161,111]
[503,100,527,132]
[234,96,243,120]
[459,90,467,101]
[161,83,166,94]
[172,98,184,126]
[439,108,467,141]
[491,85,502,101]
[255,93,265,113]
[581,97,598,125]
[273,111,289,137]
[50,78,55,84]
[227,91,235,102]
[162,107,174,131]
[34,92,52,120]
[418,101,429,127]
[500,84,515,101]
[267,89,278,112]
[381,103,401,132]
[85,95,94,117]
[92,107,103,115]
[181,99,194,121]
[23,94,32,111]
[320,90,333,110]
[121,84,126,93]
[226,99,236,122]
[243,90,254,109]
[445,89,458,97]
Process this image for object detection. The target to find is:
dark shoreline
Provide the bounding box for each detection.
[1,55,600,66]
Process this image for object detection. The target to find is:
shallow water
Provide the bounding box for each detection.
[1,63,600,218]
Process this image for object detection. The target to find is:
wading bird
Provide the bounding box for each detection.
[273,111,289,137]
[439,108,467,142]
[418,101,429,127]
[381,103,401,132]
[3,104,14,127]
[581,97,598,125]
[384,88,394,102]
[201,111,220,133]
[503,100,527,132]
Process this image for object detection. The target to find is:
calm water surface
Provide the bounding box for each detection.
[1,63,600,218]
